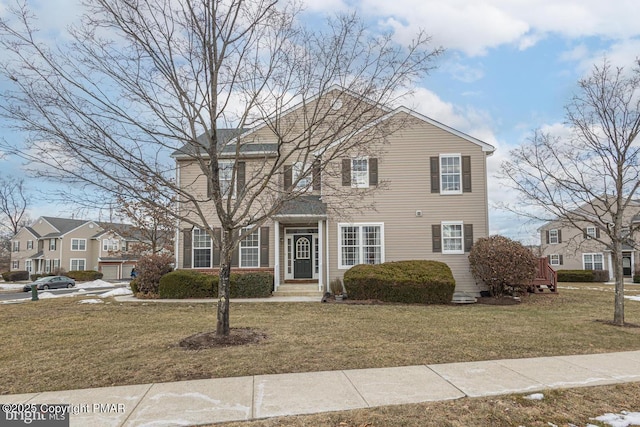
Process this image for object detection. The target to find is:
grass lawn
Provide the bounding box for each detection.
[2,282,640,400]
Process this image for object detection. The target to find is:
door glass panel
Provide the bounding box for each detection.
[296,237,310,259]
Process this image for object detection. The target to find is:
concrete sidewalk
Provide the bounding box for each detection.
[3,351,640,426]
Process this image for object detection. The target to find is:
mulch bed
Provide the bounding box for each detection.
[179,328,267,350]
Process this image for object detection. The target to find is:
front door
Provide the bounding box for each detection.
[293,235,313,279]
[623,254,632,277]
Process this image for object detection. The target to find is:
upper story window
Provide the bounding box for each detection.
[351,158,369,188]
[192,228,212,268]
[440,154,461,194]
[12,241,19,252]
[71,239,87,251]
[103,238,120,252]
[548,229,560,244]
[219,160,235,197]
[49,239,57,251]
[585,227,597,239]
[240,228,260,268]
[293,162,312,190]
[27,240,33,250]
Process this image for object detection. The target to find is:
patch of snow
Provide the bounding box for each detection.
[524,393,544,400]
[0,283,28,291]
[76,279,115,289]
[99,288,133,298]
[625,296,640,302]
[78,299,104,304]
[38,292,60,299]
[593,411,640,427]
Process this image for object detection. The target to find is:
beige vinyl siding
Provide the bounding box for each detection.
[324,114,490,294]
[60,224,100,271]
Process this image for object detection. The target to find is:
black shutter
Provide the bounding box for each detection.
[583,228,588,238]
[596,228,601,238]
[231,230,239,267]
[260,227,269,267]
[462,156,471,193]
[182,229,192,268]
[312,160,321,191]
[237,161,246,195]
[369,158,378,186]
[545,230,550,244]
[342,159,351,186]
[430,157,440,193]
[558,230,562,243]
[464,224,473,252]
[559,255,564,265]
[284,165,292,190]
[432,225,442,253]
[212,228,221,267]
[207,176,212,198]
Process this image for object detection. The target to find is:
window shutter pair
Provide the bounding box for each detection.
[283,160,321,191]
[341,158,378,186]
[431,224,473,252]
[207,161,245,197]
[547,254,564,265]
[545,230,563,244]
[430,156,471,193]
[583,228,601,238]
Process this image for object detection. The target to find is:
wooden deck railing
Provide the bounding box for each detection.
[530,257,558,293]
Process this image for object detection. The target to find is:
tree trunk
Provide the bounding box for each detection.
[612,241,625,326]
[216,231,233,336]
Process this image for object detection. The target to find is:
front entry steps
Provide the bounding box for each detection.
[273,283,324,298]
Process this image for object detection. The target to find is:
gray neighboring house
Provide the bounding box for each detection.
[10,216,149,280]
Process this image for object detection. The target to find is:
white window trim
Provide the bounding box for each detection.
[12,241,19,252]
[49,239,56,251]
[583,253,604,270]
[25,260,33,273]
[337,222,385,270]
[103,238,120,252]
[549,229,559,244]
[586,227,596,239]
[192,228,213,269]
[442,221,464,254]
[351,157,369,189]
[239,227,260,268]
[70,258,86,271]
[293,162,312,191]
[71,238,87,251]
[27,240,33,250]
[12,260,19,269]
[549,254,560,266]
[439,153,462,195]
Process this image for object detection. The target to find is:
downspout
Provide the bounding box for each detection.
[174,162,181,268]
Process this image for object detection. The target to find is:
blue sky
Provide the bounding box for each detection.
[1,0,640,243]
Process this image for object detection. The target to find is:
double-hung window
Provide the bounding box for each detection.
[71,259,86,271]
[103,238,119,252]
[219,160,235,197]
[442,222,464,254]
[351,158,369,188]
[12,241,19,252]
[293,162,311,190]
[192,229,212,268]
[583,253,604,270]
[49,239,57,251]
[585,227,596,239]
[338,223,383,268]
[440,154,461,194]
[240,228,260,268]
[550,254,561,266]
[549,229,559,244]
[27,240,33,250]
[71,239,86,251]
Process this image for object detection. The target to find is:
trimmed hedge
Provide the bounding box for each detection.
[557,269,610,282]
[343,260,455,304]
[158,271,273,299]
[634,274,640,284]
[67,270,104,281]
[1,270,29,281]
[30,273,55,281]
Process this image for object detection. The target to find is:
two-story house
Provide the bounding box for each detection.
[173,88,495,296]
[10,216,148,280]
[539,201,640,280]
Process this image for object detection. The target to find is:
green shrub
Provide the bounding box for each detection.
[159,270,217,299]
[468,235,538,297]
[229,272,273,298]
[29,273,55,281]
[557,270,594,282]
[2,270,29,281]
[67,270,103,281]
[130,279,139,294]
[136,253,174,294]
[634,274,640,284]
[343,260,455,304]
[592,270,610,283]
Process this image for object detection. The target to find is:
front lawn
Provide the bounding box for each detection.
[2,283,640,395]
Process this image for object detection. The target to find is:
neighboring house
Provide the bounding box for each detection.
[10,216,149,280]
[173,87,496,296]
[539,201,640,280]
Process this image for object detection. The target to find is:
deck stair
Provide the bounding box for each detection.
[530,257,558,293]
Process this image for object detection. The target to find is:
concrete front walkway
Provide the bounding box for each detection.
[3,351,640,426]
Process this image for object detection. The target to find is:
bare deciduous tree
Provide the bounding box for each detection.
[0,175,29,236]
[0,0,442,335]
[500,59,640,326]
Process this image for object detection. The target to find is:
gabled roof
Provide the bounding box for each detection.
[95,222,147,242]
[171,128,276,159]
[274,195,327,217]
[41,217,95,236]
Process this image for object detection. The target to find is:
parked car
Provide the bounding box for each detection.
[23,276,76,292]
